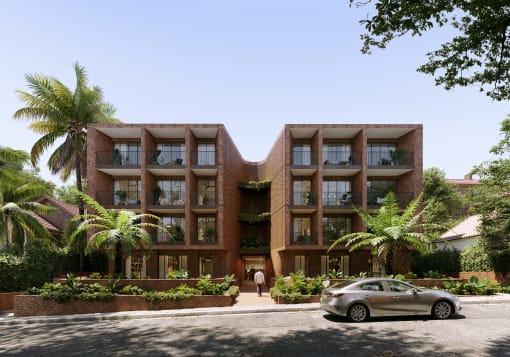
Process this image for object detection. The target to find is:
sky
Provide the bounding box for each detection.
[1,0,509,187]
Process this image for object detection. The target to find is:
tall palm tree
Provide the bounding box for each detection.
[0,183,54,252]
[0,146,31,190]
[328,191,433,275]
[13,63,119,268]
[70,192,167,275]
[13,62,119,213]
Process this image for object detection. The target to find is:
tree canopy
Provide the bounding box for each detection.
[352,0,510,101]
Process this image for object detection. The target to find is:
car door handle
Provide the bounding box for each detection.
[392,296,400,299]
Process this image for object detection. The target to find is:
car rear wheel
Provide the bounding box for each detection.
[348,303,369,322]
[432,301,453,319]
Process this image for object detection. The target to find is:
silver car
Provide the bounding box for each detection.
[320,278,461,322]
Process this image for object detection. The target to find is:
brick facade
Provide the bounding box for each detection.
[87,123,423,282]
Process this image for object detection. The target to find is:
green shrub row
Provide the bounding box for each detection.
[270,271,326,303]
[26,273,239,304]
[442,276,502,295]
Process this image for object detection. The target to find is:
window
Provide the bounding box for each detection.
[293,180,312,205]
[157,216,185,242]
[198,143,215,165]
[321,255,350,276]
[387,280,414,293]
[367,180,396,205]
[126,254,146,279]
[197,216,216,242]
[295,255,309,275]
[199,256,214,276]
[158,255,188,278]
[156,143,185,165]
[113,180,141,205]
[113,142,141,165]
[156,180,186,205]
[293,143,311,165]
[368,143,396,166]
[359,282,383,291]
[198,178,216,205]
[323,181,351,206]
[293,217,312,242]
[323,143,351,165]
[323,217,351,243]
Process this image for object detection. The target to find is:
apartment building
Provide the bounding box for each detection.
[87,123,422,282]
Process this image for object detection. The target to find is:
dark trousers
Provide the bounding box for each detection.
[256,283,263,296]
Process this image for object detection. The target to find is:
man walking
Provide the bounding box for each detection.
[254,269,265,297]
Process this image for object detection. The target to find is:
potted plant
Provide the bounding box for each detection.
[203,228,216,242]
[115,190,127,205]
[390,148,404,165]
[202,194,209,205]
[175,158,183,166]
[113,148,122,165]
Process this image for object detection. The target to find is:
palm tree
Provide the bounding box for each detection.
[0,183,54,252]
[0,146,31,190]
[70,192,167,275]
[328,191,433,275]
[13,63,119,268]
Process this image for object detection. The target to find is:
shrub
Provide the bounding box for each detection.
[413,249,461,277]
[443,276,502,295]
[166,269,189,279]
[461,243,494,272]
[88,272,103,279]
[121,284,145,295]
[270,271,327,303]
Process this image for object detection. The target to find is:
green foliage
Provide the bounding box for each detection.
[404,272,417,279]
[238,212,271,224]
[166,269,189,279]
[0,254,27,292]
[121,284,144,295]
[196,274,235,295]
[413,249,461,277]
[353,0,510,101]
[328,269,343,279]
[270,271,327,303]
[142,285,199,304]
[55,181,87,205]
[443,276,501,295]
[461,243,496,272]
[238,180,271,191]
[422,271,444,279]
[88,272,102,279]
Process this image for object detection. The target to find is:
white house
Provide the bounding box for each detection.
[436,215,481,251]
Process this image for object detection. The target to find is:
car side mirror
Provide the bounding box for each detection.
[411,288,419,294]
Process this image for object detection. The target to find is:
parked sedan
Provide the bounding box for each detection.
[320,278,461,322]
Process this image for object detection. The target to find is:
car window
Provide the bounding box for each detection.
[359,282,383,291]
[387,281,413,293]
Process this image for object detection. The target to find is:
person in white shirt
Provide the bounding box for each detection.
[253,269,265,297]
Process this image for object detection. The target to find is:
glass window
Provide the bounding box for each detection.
[158,216,185,242]
[367,180,396,205]
[199,256,214,276]
[113,142,141,165]
[323,143,351,165]
[156,180,186,205]
[198,216,216,242]
[198,143,215,165]
[293,217,311,242]
[386,280,414,293]
[158,255,188,278]
[368,143,396,166]
[321,255,350,276]
[156,143,185,165]
[293,180,312,205]
[322,217,351,243]
[293,144,311,165]
[114,180,141,205]
[127,254,146,279]
[198,178,216,205]
[294,255,309,275]
[323,181,351,206]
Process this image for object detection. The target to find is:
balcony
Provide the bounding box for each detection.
[96,191,141,210]
[367,151,414,176]
[95,151,141,176]
[291,152,317,176]
[323,152,362,176]
[190,230,218,245]
[367,192,413,209]
[147,190,186,213]
[147,150,185,176]
[290,232,317,245]
[191,191,217,213]
[191,150,217,176]
[155,227,185,245]
[291,191,317,213]
[323,192,361,212]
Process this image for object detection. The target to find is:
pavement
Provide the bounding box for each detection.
[1,292,510,326]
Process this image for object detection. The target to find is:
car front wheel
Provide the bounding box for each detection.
[348,303,369,322]
[432,301,453,319]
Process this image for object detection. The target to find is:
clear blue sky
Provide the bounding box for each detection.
[1,0,509,187]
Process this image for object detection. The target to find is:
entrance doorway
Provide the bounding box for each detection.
[243,256,265,282]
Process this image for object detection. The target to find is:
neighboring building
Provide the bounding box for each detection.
[437,215,481,251]
[87,123,423,281]
[448,174,480,194]
[35,195,79,244]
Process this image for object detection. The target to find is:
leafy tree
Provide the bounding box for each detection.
[55,180,87,205]
[422,167,464,235]
[351,0,510,101]
[328,191,433,274]
[70,192,167,274]
[0,146,31,190]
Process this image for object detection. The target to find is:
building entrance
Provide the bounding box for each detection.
[243,256,265,282]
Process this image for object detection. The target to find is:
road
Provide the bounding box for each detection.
[0,304,509,356]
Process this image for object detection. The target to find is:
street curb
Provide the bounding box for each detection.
[1,296,510,325]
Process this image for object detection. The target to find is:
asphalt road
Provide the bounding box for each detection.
[0,304,509,356]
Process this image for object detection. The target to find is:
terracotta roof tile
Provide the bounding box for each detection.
[441,215,481,241]
[37,195,79,216]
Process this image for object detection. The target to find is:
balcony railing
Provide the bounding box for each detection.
[292,152,317,166]
[96,191,141,207]
[323,231,350,244]
[323,151,361,166]
[149,190,186,206]
[156,227,185,244]
[367,192,413,208]
[291,232,317,245]
[292,191,316,207]
[323,192,362,208]
[368,151,414,167]
[96,151,141,166]
[147,150,185,167]
[191,150,216,166]
[191,191,217,206]
[190,231,218,244]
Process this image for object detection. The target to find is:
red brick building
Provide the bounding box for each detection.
[87,123,422,282]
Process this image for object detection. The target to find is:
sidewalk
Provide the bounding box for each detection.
[1,292,509,325]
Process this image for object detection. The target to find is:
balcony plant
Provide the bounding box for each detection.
[390,148,404,165]
[115,190,127,205]
[112,148,122,165]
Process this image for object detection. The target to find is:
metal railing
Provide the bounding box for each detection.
[96,151,142,166]
[292,191,316,206]
[368,151,414,166]
[148,190,186,206]
[96,191,141,206]
[322,192,361,207]
[367,192,413,208]
[291,152,317,166]
[290,232,317,245]
[191,191,217,206]
[191,150,216,166]
[323,151,361,166]
[190,231,218,244]
[147,150,185,166]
